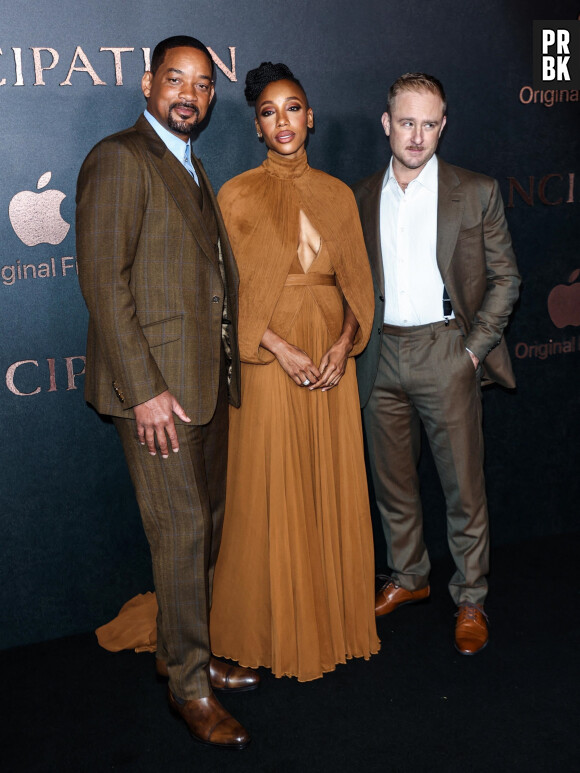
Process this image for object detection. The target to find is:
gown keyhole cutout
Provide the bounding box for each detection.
[297,210,322,273]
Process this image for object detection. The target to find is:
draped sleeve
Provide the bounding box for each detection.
[297,172,374,356]
[218,168,298,364]
[218,153,374,364]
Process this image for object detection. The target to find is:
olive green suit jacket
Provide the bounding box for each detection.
[76,115,240,423]
[353,158,520,407]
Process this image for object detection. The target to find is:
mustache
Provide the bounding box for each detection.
[171,102,200,115]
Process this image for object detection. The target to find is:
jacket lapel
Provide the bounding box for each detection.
[194,156,228,249]
[436,158,464,280]
[134,116,217,266]
[359,168,387,293]
[195,155,240,295]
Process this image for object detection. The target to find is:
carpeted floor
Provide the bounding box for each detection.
[5,533,579,773]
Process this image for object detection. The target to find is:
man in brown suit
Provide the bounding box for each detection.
[76,36,257,749]
[353,73,520,655]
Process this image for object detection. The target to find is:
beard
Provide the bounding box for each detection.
[167,102,200,136]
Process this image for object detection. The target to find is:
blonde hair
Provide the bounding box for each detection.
[387,73,447,114]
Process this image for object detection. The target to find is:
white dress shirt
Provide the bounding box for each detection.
[380,154,452,326]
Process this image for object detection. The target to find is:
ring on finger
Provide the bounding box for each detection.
[302,379,311,386]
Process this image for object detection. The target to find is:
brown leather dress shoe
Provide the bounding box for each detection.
[375,576,430,617]
[156,657,260,692]
[168,689,250,749]
[209,658,260,692]
[454,603,489,655]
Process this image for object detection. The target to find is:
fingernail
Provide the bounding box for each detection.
[162,454,169,459]
[173,448,179,453]
[149,452,156,456]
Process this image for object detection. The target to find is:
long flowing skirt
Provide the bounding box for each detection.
[210,280,379,681]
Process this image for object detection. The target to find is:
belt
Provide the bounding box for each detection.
[382,319,460,336]
[285,273,336,286]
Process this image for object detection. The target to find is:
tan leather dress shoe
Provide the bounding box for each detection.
[454,603,489,655]
[375,577,430,617]
[168,689,250,749]
[156,657,260,692]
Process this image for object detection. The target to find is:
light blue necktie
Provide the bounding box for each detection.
[183,142,200,186]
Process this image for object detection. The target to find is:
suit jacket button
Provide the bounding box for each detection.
[378,327,382,334]
[112,381,125,403]
[212,296,220,303]
[379,295,384,302]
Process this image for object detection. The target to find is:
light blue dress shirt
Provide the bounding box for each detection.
[143,109,199,185]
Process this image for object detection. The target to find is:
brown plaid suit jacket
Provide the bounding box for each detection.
[76,115,240,423]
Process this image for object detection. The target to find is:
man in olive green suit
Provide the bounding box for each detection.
[353,73,520,655]
[76,36,256,749]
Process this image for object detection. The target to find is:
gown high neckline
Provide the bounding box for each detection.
[262,149,309,180]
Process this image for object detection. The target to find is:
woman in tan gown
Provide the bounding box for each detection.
[210,62,379,681]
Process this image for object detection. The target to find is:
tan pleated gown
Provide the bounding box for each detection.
[209,151,379,681]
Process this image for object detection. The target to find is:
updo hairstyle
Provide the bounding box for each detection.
[244,61,306,104]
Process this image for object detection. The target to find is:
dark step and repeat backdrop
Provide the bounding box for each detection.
[1,0,578,648]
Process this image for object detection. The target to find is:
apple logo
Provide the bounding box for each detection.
[547,269,580,328]
[9,171,70,246]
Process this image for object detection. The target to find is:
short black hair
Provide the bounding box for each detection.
[150,35,213,77]
[244,61,306,104]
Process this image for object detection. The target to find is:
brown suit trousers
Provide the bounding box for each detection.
[363,320,488,605]
[113,358,228,700]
